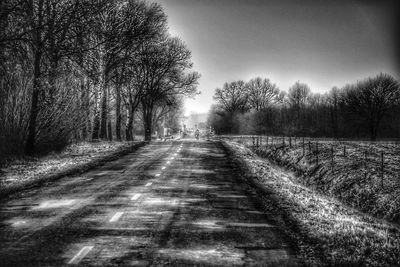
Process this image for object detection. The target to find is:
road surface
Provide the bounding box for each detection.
[0,139,299,266]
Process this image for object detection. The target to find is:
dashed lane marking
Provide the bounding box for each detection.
[146,182,153,186]
[166,161,171,164]
[109,212,124,222]
[68,246,94,265]
[131,193,141,201]
[161,166,166,170]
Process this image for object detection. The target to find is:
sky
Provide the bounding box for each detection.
[155,0,399,116]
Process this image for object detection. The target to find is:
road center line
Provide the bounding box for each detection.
[68,246,94,264]
[146,182,153,186]
[109,212,124,222]
[131,193,141,201]
[166,161,170,164]
[161,166,166,170]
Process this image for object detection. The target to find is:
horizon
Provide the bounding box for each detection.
[156,0,400,116]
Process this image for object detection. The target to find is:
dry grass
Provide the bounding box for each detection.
[225,141,400,266]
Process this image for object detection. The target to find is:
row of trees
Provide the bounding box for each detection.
[208,73,400,140]
[0,0,199,162]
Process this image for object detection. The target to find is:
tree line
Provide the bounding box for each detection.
[208,73,400,140]
[0,0,199,162]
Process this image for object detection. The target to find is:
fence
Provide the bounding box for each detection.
[219,135,400,189]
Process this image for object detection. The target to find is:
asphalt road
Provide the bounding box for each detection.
[0,139,299,266]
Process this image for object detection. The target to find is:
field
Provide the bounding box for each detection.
[219,135,400,223]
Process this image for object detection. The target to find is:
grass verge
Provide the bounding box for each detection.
[0,141,146,199]
[222,140,400,267]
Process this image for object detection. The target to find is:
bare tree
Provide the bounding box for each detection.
[246,77,279,111]
[344,73,400,140]
[214,80,249,113]
[136,37,199,141]
[328,86,341,138]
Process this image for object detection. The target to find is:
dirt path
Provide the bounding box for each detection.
[0,139,299,266]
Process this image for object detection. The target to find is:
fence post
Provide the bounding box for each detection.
[381,151,384,189]
[282,136,285,147]
[302,137,305,157]
[266,136,269,147]
[308,140,311,151]
[252,136,255,147]
[343,145,346,157]
[331,144,334,170]
[289,136,292,148]
[260,136,262,147]
[316,142,319,166]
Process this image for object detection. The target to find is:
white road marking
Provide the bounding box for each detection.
[131,193,141,201]
[174,153,177,156]
[109,212,124,222]
[68,246,94,264]
[161,166,166,170]
[36,199,76,209]
[171,157,175,160]
[166,161,171,164]
[146,182,153,186]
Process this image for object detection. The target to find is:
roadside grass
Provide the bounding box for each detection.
[0,140,145,198]
[224,141,400,267]
[222,136,400,224]
[255,141,400,224]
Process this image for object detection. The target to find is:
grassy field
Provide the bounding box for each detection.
[223,140,400,266]
[221,135,400,224]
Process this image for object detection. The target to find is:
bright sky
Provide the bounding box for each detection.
[155,0,399,115]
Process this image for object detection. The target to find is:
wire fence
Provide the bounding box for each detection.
[219,135,400,189]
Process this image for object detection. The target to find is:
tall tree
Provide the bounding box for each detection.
[136,37,199,141]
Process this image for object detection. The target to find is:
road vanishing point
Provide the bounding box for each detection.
[0,139,299,266]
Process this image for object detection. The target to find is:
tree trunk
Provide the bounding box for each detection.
[125,105,133,141]
[80,79,89,140]
[115,83,122,140]
[143,107,153,141]
[99,85,107,139]
[25,50,42,155]
[107,120,112,141]
[92,112,100,140]
[92,82,100,140]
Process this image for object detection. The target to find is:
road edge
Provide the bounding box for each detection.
[219,140,321,267]
[0,142,147,200]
